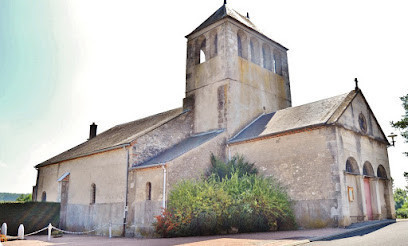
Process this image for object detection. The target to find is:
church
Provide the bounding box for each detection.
[32,3,395,236]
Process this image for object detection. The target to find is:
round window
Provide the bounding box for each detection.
[358,113,367,133]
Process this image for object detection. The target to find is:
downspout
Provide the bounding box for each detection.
[162,164,167,209]
[123,146,130,236]
[227,144,231,161]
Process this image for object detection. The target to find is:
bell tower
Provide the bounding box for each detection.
[183,3,291,137]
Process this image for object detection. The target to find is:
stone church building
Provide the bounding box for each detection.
[32,3,395,236]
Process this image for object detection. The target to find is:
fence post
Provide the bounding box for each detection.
[1,223,6,236]
[17,224,24,240]
[47,223,52,241]
[109,222,112,238]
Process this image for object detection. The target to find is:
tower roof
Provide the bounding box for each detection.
[186,4,259,37]
[186,3,287,50]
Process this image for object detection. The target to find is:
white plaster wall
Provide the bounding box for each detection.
[36,148,127,205]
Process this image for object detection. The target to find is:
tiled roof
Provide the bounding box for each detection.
[229,91,357,144]
[133,129,223,169]
[36,108,185,168]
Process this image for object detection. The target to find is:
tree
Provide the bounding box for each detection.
[391,93,408,156]
[16,194,32,202]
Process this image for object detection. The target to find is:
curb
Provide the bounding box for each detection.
[309,219,396,242]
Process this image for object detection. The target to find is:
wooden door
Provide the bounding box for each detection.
[364,178,373,220]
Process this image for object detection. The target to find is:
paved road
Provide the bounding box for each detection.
[309,220,408,246]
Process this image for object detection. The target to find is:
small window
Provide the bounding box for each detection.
[237,34,243,57]
[272,56,277,73]
[273,52,282,75]
[146,182,152,200]
[262,44,272,71]
[250,38,260,65]
[41,191,46,202]
[90,183,96,204]
[237,30,248,59]
[210,31,218,58]
[358,113,367,133]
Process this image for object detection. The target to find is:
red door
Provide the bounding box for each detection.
[364,178,373,220]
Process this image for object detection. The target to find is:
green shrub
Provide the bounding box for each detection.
[396,208,408,219]
[154,155,295,237]
[206,154,258,181]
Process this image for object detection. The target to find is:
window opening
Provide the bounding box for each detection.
[146,182,152,200]
[90,183,96,204]
[199,39,206,64]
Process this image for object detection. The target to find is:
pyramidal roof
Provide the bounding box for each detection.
[186,3,260,37]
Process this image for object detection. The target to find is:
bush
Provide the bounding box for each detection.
[154,155,295,237]
[396,208,408,219]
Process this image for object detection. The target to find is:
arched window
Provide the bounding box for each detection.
[272,55,277,73]
[262,44,272,70]
[237,30,248,59]
[377,165,387,179]
[273,51,282,75]
[195,36,207,65]
[41,191,46,202]
[363,161,374,176]
[250,37,260,65]
[199,39,206,64]
[210,30,218,58]
[146,182,152,200]
[90,183,96,204]
[345,157,359,174]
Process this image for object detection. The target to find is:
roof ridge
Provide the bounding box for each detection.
[114,107,182,128]
[35,107,185,168]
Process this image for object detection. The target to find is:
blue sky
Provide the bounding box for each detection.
[1,0,407,193]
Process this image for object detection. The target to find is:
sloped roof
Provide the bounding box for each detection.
[133,129,223,169]
[229,91,356,144]
[36,108,185,168]
[187,4,258,37]
[186,4,287,49]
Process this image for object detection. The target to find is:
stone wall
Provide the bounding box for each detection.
[229,127,341,228]
[336,122,395,224]
[65,202,124,236]
[131,111,193,166]
[126,132,227,236]
[126,166,164,237]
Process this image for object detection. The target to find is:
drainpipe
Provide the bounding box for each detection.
[162,164,167,209]
[123,146,130,236]
[227,144,231,161]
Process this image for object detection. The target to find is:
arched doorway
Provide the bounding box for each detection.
[363,162,375,220]
[377,165,391,218]
[344,157,363,222]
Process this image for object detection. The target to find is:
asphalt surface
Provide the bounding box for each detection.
[308,220,408,246]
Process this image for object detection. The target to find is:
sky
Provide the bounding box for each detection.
[0,0,407,193]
